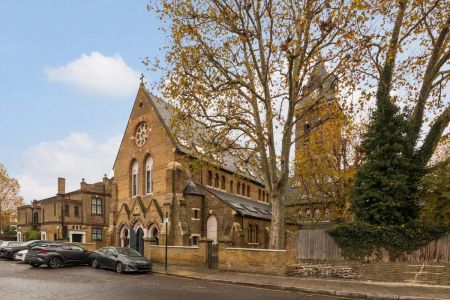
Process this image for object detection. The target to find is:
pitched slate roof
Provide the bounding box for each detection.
[144,88,264,185]
[183,180,206,196]
[189,181,272,220]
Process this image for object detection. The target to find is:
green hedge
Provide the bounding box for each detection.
[25,230,41,241]
[327,222,448,261]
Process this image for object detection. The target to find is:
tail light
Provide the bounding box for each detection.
[38,249,49,254]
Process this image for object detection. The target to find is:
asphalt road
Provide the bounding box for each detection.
[0,260,348,300]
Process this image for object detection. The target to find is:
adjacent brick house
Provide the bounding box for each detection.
[17,177,112,247]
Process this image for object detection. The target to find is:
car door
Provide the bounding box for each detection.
[68,245,90,264]
[104,248,118,269]
[58,245,77,264]
[94,248,108,267]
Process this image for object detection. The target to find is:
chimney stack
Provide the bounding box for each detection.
[57,177,65,195]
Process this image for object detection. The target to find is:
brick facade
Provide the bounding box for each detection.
[17,177,112,246]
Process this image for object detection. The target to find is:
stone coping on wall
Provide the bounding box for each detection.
[149,245,200,249]
[226,247,286,252]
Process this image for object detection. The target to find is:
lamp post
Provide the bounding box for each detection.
[164,217,168,271]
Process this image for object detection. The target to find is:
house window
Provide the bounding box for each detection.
[248,224,252,243]
[247,185,250,197]
[255,224,258,243]
[221,176,226,190]
[92,228,102,241]
[145,156,153,194]
[33,212,39,223]
[237,182,241,194]
[132,161,139,196]
[258,190,261,201]
[207,171,213,186]
[192,208,200,220]
[230,180,234,193]
[214,174,219,188]
[74,206,79,218]
[242,184,246,196]
[192,236,199,246]
[91,198,103,215]
[64,205,69,217]
[54,203,56,216]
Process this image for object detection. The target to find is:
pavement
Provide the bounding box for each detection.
[152,263,450,300]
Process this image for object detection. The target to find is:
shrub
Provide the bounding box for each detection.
[328,222,447,261]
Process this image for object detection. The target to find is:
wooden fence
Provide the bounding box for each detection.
[296,230,450,263]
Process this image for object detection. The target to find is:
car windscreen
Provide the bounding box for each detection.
[21,240,38,246]
[116,248,142,257]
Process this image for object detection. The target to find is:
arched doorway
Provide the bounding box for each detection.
[149,225,159,245]
[121,227,130,248]
[136,228,144,255]
[207,215,217,244]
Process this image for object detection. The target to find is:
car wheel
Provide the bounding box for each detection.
[91,259,99,269]
[48,257,62,269]
[116,262,124,273]
[30,262,41,268]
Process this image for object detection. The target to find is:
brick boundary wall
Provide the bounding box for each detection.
[218,243,296,275]
[144,241,207,266]
[286,260,450,285]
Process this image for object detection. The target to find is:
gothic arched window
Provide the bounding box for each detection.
[207,171,212,186]
[145,156,153,194]
[132,161,139,196]
[214,174,219,188]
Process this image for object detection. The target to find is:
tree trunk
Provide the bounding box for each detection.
[269,191,285,249]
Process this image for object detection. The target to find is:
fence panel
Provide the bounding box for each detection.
[296,230,450,263]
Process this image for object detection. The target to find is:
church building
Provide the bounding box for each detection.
[109,81,276,254]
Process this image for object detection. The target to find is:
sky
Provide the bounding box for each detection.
[0,0,165,201]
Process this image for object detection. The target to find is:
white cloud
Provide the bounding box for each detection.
[17,132,122,201]
[45,52,140,98]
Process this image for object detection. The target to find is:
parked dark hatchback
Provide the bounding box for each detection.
[0,241,21,258]
[25,243,91,269]
[1,240,44,259]
[90,247,152,273]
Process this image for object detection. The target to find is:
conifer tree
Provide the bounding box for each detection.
[351,100,420,225]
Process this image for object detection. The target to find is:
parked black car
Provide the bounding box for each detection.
[90,247,152,273]
[25,243,91,269]
[1,240,44,259]
[0,241,21,258]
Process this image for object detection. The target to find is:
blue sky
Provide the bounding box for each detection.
[0,0,165,200]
